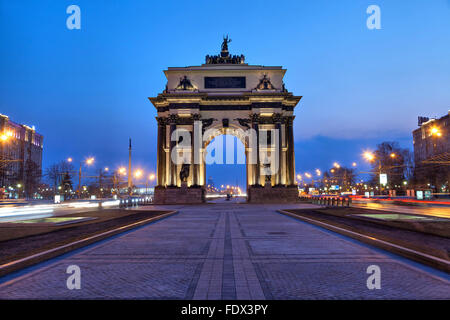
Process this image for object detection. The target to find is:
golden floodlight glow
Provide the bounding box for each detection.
[149,174,155,180]
[333,162,340,168]
[104,167,109,171]
[67,157,73,162]
[352,162,357,167]
[390,153,396,158]
[134,169,143,178]
[315,169,321,176]
[0,134,7,141]
[86,157,95,165]
[363,151,375,162]
[118,167,126,175]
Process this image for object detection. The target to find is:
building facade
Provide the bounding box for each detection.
[149,38,301,203]
[0,114,43,198]
[412,112,450,190]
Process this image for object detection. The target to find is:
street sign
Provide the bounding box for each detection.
[416,190,424,200]
[380,173,387,185]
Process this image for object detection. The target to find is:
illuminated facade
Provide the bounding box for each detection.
[413,113,450,189]
[149,38,301,203]
[0,114,43,196]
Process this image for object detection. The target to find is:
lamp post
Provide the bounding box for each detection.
[146,173,155,195]
[69,157,94,199]
[363,151,397,195]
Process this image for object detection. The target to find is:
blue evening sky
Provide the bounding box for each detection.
[1,0,449,188]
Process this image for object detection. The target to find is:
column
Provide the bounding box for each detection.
[169,115,177,186]
[191,116,201,186]
[274,114,282,185]
[252,114,261,186]
[156,118,166,186]
[286,116,295,186]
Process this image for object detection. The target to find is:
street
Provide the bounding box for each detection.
[351,200,450,219]
[0,202,448,299]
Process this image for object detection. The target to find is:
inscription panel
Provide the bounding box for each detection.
[204,77,246,89]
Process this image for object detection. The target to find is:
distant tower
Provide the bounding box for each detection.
[128,138,132,192]
[207,176,214,188]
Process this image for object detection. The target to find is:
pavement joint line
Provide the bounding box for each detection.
[277,209,450,277]
[0,210,178,277]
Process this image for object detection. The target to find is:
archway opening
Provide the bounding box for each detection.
[204,134,247,202]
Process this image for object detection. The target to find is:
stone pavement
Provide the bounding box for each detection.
[0,201,449,299]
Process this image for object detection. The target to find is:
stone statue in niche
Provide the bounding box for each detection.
[180,163,190,183]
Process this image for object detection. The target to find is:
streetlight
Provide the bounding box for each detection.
[72,157,95,198]
[134,169,143,178]
[363,151,374,162]
[363,151,384,195]
[333,162,340,169]
[86,157,94,165]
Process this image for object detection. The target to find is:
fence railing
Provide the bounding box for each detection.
[309,196,352,207]
[119,197,153,208]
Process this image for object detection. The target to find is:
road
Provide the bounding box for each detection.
[0,202,448,299]
[0,200,121,222]
[351,200,450,219]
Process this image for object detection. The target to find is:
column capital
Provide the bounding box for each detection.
[272,113,282,124]
[251,113,260,124]
[168,114,179,124]
[156,116,168,126]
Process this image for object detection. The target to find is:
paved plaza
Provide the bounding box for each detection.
[0,201,449,299]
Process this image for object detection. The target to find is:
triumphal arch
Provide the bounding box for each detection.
[149,37,302,203]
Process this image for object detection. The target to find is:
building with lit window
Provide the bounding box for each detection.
[412,112,450,190]
[0,114,43,198]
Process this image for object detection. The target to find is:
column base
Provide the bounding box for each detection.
[153,184,205,204]
[247,185,299,203]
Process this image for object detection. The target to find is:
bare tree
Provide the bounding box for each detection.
[370,141,413,189]
[44,161,75,193]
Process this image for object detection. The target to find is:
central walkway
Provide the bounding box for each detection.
[0,201,449,299]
